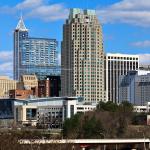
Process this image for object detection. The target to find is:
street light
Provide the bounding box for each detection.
[99,133,106,150]
[137,130,146,150]
[143,133,146,150]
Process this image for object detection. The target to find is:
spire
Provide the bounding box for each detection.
[16,15,28,31]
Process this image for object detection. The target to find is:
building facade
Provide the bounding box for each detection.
[15,105,37,126]
[9,89,34,99]
[20,38,60,79]
[134,102,150,113]
[13,97,96,127]
[38,76,61,97]
[47,76,61,97]
[38,79,50,97]
[61,8,105,103]
[14,17,60,80]
[105,53,139,103]
[0,76,16,98]
[119,71,150,106]
[18,75,38,90]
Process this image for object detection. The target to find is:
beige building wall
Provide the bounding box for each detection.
[18,75,38,90]
[14,105,37,126]
[61,8,105,103]
[0,76,16,98]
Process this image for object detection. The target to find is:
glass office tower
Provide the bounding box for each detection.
[14,17,60,80]
[14,16,28,80]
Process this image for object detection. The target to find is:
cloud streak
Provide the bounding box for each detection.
[139,54,150,65]
[16,0,43,10]
[0,0,68,21]
[26,3,68,21]
[1,0,150,26]
[0,51,13,62]
[131,40,150,48]
[97,0,150,27]
[0,51,13,77]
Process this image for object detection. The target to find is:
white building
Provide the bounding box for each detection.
[14,97,96,127]
[15,105,37,126]
[105,53,139,103]
[134,102,150,113]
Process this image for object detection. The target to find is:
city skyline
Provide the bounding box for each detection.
[1,0,150,77]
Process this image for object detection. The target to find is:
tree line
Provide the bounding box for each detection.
[63,101,149,139]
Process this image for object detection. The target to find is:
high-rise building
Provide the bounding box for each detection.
[61,8,105,103]
[119,71,150,106]
[105,53,139,103]
[20,38,59,79]
[14,16,28,81]
[0,76,16,98]
[14,17,60,80]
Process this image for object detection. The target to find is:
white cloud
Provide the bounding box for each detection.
[0,51,13,77]
[108,0,150,10]
[0,0,68,21]
[26,3,68,21]
[1,0,150,25]
[0,62,12,72]
[139,54,150,65]
[0,62,13,77]
[0,51,13,62]
[16,0,43,10]
[97,0,150,27]
[131,40,150,48]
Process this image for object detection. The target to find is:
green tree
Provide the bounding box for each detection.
[119,101,133,113]
[82,116,105,139]
[63,113,81,138]
[97,101,119,112]
[116,101,133,137]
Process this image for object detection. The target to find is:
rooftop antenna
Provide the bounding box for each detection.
[20,11,23,20]
[86,0,89,9]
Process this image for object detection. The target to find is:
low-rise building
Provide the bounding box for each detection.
[134,102,150,113]
[14,105,37,126]
[0,76,16,98]
[17,75,38,90]
[1,97,96,127]
[9,89,34,99]
[38,76,61,97]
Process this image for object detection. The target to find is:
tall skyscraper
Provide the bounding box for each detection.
[105,53,139,103]
[14,17,60,80]
[61,8,105,103]
[14,16,28,80]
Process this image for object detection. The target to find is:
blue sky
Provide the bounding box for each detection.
[0,0,150,77]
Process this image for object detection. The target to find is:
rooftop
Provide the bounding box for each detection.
[16,16,28,31]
